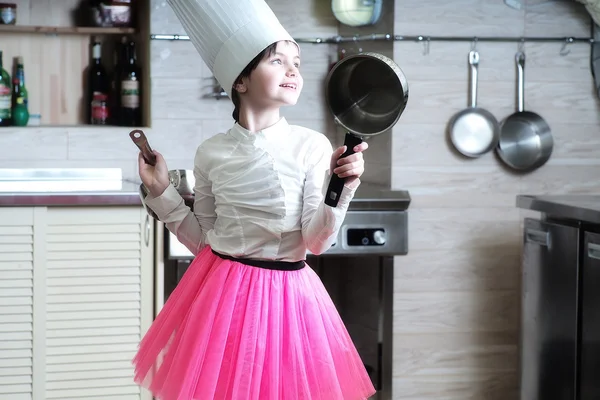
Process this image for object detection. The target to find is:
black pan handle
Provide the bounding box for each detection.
[325,132,363,207]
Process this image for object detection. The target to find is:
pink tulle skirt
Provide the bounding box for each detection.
[132,246,376,400]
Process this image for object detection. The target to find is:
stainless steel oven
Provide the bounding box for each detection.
[161,186,411,400]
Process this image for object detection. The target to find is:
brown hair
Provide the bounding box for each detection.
[230,41,295,122]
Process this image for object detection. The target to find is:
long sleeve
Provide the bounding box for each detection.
[300,138,357,255]
[144,149,217,256]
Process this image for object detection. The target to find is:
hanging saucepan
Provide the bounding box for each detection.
[324,52,409,207]
[447,50,499,157]
[496,51,553,171]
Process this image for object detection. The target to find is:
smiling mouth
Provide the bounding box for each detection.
[280,83,297,90]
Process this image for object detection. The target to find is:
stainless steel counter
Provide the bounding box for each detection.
[349,183,411,211]
[517,194,600,224]
[0,168,143,207]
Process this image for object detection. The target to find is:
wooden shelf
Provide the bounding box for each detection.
[0,25,135,35]
[0,0,151,127]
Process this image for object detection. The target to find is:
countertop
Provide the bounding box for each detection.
[517,195,600,224]
[0,168,143,207]
[0,182,412,209]
[0,168,412,210]
[0,181,144,206]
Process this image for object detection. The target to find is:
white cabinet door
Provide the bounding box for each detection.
[0,208,39,400]
[0,206,155,400]
[43,206,154,400]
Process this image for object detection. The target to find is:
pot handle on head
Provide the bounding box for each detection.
[325,133,363,207]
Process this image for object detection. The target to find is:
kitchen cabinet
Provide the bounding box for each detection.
[521,218,579,400]
[580,232,600,400]
[519,209,600,399]
[0,206,154,400]
[0,0,150,127]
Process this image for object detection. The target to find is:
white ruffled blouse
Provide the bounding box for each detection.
[145,117,357,262]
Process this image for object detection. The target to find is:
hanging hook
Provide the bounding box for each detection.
[471,37,478,51]
[559,37,573,56]
[518,38,525,52]
[423,37,430,55]
[415,36,429,55]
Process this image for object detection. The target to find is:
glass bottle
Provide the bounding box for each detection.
[11,77,28,127]
[87,39,109,124]
[0,51,12,127]
[120,39,141,126]
[13,56,27,111]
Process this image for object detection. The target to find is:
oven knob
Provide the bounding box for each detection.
[373,229,386,245]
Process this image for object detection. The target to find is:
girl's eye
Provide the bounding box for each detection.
[272,59,282,64]
[294,63,300,68]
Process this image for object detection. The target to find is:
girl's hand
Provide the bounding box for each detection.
[138,150,170,197]
[330,141,369,188]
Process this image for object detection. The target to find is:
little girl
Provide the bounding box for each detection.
[133,1,375,399]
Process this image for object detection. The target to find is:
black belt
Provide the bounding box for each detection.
[212,250,305,271]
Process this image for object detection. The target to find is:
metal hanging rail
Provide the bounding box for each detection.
[150,33,595,44]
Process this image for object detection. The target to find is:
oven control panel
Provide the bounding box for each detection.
[313,211,407,256]
[347,228,387,246]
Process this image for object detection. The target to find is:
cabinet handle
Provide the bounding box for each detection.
[144,215,150,247]
[588,242,600,260]
[525,228,549,247]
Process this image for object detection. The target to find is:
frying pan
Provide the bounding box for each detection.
[324,52,409,207]
[496,51,553,171]
[447,50,499,157]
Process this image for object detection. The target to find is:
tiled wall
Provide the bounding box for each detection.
[146,0,344,177]
[0,0,341,183]
[148,0,398,185]
[1,0,599,398]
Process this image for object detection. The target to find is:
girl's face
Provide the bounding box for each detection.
[237,41,303,110]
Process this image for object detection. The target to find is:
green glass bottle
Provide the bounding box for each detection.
[14,56,28,111]
[0,51,12,127]
[11,77,28,126]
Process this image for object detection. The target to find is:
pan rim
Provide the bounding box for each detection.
[496,113,553,171]
[325,52,409,137]
[448,107,500,157]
